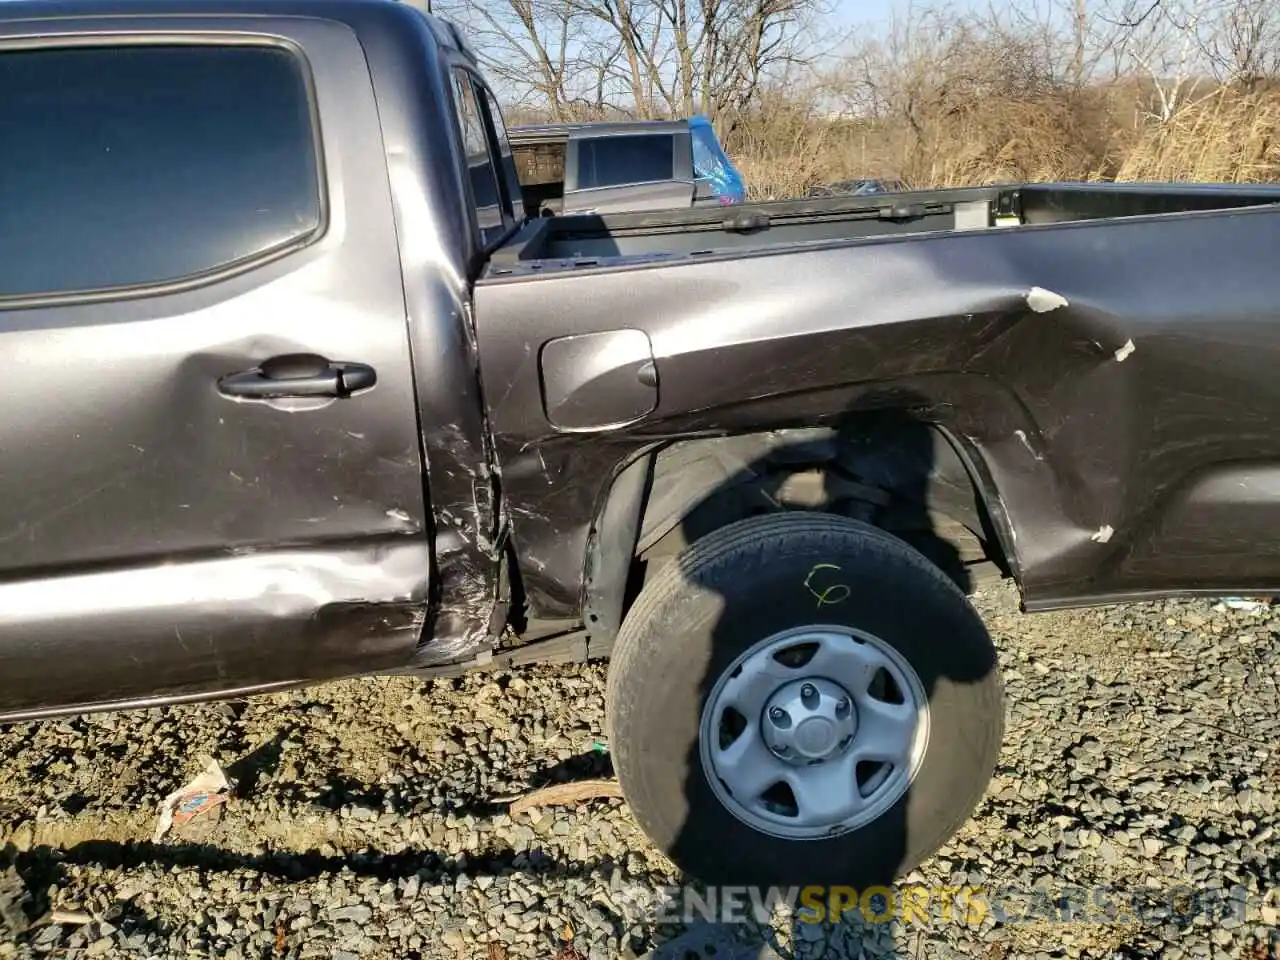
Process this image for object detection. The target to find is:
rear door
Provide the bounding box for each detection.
[0,17,430,719]
[564,131,695,213]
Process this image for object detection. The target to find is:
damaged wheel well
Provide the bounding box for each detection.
[584,411,1015,645]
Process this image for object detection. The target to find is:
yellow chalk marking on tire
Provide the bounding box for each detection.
[803,562,851,608]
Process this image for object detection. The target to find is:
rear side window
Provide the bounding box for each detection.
[479,85,514,162]
[450,69,505,244]
[0,43,323,301]
[477,84,522,208]
[576,134,675,189]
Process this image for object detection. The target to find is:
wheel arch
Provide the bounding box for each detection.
[581,413,1022,649]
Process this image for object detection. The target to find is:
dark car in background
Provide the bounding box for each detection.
[806,177,907,198]
[508,114,747,216]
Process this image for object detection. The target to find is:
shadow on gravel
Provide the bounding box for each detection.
[645,392,1003,958]
[6,837,623,887]
[526,748,615,787]
[454,748,618,818]
[223,728,291,797]
[2,837,635,953]
[264,746,615,821]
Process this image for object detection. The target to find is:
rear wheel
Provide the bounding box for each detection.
[605,512,1004,887]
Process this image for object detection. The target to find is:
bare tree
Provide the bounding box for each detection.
[1202,0,1280,88]
[440,0,833,124]
[1101,0,1216,121]
[432,0,618,118]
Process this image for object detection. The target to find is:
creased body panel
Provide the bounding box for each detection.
[476,202,1280,616]
[0,538,429,722]
[356,8,510,663]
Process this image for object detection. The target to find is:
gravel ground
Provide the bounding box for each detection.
[0,578,1277,959]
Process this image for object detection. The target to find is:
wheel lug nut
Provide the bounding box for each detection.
[800,683,816,700]
[769,707,786,723]
[836,696,850,713]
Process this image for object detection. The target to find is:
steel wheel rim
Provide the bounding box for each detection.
[698,623,931,840]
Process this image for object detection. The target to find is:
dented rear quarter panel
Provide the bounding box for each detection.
[476,199,1280,617]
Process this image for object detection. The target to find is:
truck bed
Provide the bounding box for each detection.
[486,181,1280,277]
[474,175,1280,619]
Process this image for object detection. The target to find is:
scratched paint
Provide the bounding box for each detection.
[1025,286,1069,312]
[1013,429,1044,461]
[0,540,430,721]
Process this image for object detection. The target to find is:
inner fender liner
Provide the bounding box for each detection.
[634,422,987,556]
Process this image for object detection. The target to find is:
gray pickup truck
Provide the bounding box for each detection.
[4,0,1280,891]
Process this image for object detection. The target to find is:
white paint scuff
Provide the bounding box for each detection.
[1026,286,1069,313]
[1114,338,1136,362]
[1013,429,1045,461]
[1091,524,1114,544]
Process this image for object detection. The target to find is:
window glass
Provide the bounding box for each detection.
[450,69,504,240]
[0,44,322,300]
[576,134,675,189]
[477,82,521,218]
[481,86,512,156]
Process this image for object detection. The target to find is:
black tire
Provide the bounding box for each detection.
[606,512,1004,888]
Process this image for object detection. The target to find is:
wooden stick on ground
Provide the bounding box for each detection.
[507,779,624,817]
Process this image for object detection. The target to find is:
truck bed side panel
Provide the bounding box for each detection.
[476,202,1280,616]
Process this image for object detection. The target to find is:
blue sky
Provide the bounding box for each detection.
[834,0,987,25]
[828,0,1034,42]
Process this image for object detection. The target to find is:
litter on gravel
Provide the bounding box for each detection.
[1217,596,1274,613]
[153,758,232,842]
